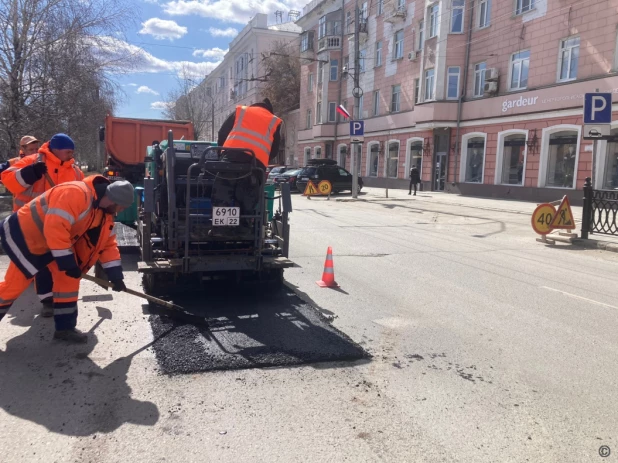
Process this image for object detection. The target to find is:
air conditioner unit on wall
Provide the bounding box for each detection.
[485,68,499,81]
[484,81,498,95]
[407,51,418,61]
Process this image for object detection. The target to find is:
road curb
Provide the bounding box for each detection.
[572,238,618,253]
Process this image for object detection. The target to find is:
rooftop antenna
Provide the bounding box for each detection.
[274,10,283,24]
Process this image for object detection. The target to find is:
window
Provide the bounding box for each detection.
[418,20,425,50]
[330,59,339,81]
[328,102,337,122]
[356,94,364,119]
[375,41,383,67]
[414,78,420,103]
[361,1,368,20]
[546,131,578,188]
[424,69,435,101]
[387,142,399,178]
[369,144,379,177]
[515,0,534,15]
[394,30,404,59]
[346,11,353,34]
[447,66,460,99]
[377,0,384,15]
[478,0,491,28]
[474,62,486,97]
[304,147,311,164]
[338,145,347,169]
[450,0,464,33]
[318,15,327,38]
[339,99,348,122]
[429,4,439,38]
[316,102,322,124]
[315,147,322,158]
[409,141,422,174]
[373,90,380,116]
[359,49,366,71]
[308,73,314,92]
[510,50,530,90]
[500,134,526,185]
[558,37,579,82]
[603,129,618,188]
[325,143,332,159]
[300,31,314,52]
[465,137,486,183]
[397,0,405,9]
[318,61,324,85]
[391,85,401,112]
[306,109,312,129]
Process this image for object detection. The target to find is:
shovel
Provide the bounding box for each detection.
[81,273,209,326]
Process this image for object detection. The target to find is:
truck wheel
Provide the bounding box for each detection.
[143,273,169,297]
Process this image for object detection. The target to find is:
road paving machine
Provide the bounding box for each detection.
[137,130,294,295]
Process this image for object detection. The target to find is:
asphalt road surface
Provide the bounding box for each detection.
[0,191,617,462]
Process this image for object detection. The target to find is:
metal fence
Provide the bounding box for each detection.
[581,177,618,239]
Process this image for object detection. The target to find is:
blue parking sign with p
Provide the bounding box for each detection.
[584,93,612,124]
[350,120,364,136]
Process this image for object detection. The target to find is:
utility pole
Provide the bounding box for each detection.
[351,0,361,199]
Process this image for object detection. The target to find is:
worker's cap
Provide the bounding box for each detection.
[20,135,39,147]
[105,180,134,207]
[49,133,75,151]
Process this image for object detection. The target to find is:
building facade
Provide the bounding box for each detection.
[296,0,618,203]
[200,13,301,162]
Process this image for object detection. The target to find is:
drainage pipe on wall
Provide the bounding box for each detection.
[453,0,474,186]
[332,0,346,160]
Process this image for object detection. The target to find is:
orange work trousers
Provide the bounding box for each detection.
[0,260,80,331]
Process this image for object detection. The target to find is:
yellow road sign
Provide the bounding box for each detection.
[303,180,319,196]
[318,180,332,195]
[549,196,576,230]
[531,203,556,235]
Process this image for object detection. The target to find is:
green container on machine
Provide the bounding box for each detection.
[114,186,141,225]
[264,184,275,222]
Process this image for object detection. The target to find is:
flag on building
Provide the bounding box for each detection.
[336,104,351,119]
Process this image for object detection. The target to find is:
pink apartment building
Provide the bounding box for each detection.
[296,0,618,203]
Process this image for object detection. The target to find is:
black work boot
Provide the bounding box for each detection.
[54,328,88,344]
[40,298,53,318]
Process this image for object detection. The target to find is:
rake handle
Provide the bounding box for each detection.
[81,273,183,311]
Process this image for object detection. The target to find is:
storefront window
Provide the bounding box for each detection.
[465,137,485,183]
[546,131,577,188]
[603,130,618,189]
[369,144,379,177]
[409,141,422,174]
[387,142,399,178]
[501,134,526,185]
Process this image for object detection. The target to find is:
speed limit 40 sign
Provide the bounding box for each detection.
[531,203,556,235]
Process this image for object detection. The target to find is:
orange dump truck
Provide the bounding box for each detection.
[102,115,195,184]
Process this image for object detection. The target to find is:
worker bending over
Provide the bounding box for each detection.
[1,133,84,318]
[0,175,134,343]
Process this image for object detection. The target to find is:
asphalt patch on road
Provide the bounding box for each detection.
[147,286,369,375]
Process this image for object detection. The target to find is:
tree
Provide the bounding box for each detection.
[260,41,301,115]
[162,68,214,141]
[0,0,135,161]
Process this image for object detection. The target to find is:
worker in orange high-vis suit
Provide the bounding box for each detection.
[1,133,83,319]
[0,135,40,177]
[218,98,282,169]
[0,175,134,343]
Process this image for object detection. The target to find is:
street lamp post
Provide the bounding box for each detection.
[351,0,361,199]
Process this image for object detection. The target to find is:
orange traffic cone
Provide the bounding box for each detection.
[316,246,338,288]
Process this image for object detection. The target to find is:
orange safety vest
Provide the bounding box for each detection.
[222,106,282,168]
[1,142,84,211]
[1,175,121,279]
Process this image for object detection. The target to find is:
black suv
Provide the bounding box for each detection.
[296,159,363,194]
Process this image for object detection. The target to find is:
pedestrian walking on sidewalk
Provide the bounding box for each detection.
[409,166,420,195]
[0,175,133,343]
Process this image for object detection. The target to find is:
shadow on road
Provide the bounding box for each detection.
[146,282,369,375]
[0,310,161,436]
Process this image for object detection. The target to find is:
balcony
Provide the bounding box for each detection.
[384,5,406,23]
[318,36,341,52]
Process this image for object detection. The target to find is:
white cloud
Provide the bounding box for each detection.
[208,27,238,38]
[164,0,305,25]
[137,85,160,95]
[126,83,138,87]
[192,47,228,60]
[139,18,188,40]
[95,37,221,78]
[151,101,174,110]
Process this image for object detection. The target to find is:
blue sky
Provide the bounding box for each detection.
[114,0,305,119]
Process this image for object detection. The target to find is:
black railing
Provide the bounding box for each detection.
[581,177,618,239]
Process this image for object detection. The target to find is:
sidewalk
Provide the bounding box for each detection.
[345,187,618,253]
